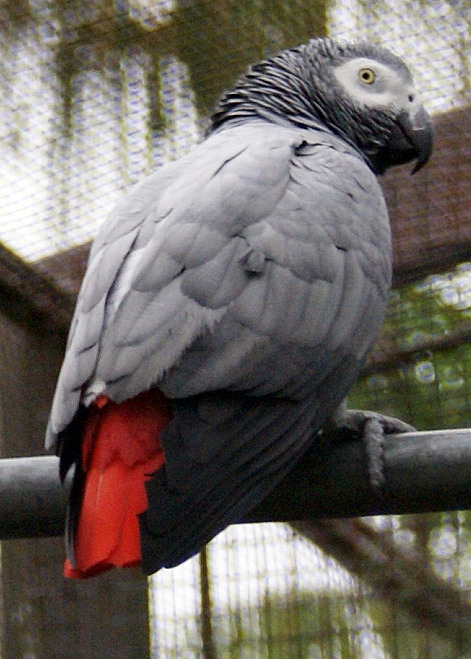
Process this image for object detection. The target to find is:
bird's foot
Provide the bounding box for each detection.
[331,408,415,490]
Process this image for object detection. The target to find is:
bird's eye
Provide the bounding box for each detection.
[358,68,376,84]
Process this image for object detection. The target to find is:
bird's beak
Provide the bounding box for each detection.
[392,105,434,174]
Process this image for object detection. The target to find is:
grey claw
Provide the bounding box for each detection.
[363,417,386,490]
[330,407,415,492]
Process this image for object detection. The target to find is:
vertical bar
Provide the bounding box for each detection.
[199,547,217,659]
[0,313,150,658]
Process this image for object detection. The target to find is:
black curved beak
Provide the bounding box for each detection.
[395,105,434,174]
[370,105,433,176]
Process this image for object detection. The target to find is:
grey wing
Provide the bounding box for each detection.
[45,127,297,448]
[139,132,393,573]
[45,158,184,447]
[159,135,392,401]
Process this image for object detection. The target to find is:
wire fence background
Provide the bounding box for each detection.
[0,1,470,657]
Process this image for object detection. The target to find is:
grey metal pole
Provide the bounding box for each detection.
[247,428,471,522]
[0,456,67,538]
[1,429,471,539]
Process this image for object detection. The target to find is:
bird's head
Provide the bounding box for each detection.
[210,38,433,175]
[304,40,433,174]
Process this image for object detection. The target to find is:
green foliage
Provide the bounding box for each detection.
[0,0,35,36]
[0,0,327,150]
[352,267,471,431]
[366,600,463,659]
[174,0,328,115]
[351,265,471,654]
[209,589,376,658]
[209,582,471,658]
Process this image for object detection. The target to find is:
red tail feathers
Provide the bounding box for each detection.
[63,390,172,579]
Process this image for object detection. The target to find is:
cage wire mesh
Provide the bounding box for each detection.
[0,0,470,657]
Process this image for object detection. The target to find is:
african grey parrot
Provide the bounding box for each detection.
[46,38,433,577]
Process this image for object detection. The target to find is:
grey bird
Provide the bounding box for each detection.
[46,38,433,578]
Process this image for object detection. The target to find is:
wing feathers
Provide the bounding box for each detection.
[49,122,391,467]
[180,238,250,308]
[139,393,321,573]
[326,249,367,352]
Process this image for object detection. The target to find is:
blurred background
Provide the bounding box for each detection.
[0,1,470,657]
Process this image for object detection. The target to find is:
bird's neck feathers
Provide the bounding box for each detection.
[209,45,329,135]
[208,39,397,175]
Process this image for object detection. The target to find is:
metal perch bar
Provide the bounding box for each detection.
[1,428,471,540]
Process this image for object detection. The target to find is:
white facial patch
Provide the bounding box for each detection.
[333,57,415,110]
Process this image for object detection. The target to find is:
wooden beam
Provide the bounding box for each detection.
[0,242,73,335]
